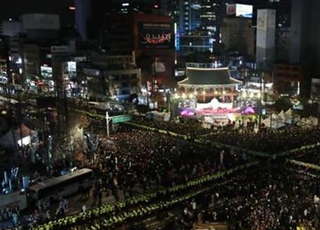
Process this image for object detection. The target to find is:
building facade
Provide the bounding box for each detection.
[106,13,175,88]
[221,17,255,58]
[177,0,227,52]
[273,63,302,95]
[256,9,276,71]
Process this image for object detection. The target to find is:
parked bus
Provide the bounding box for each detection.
[0,191,27,210]
[28,168,94,201]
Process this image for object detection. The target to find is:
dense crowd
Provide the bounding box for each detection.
[83,126,247,200]
[103,116,320,155]
[292,145,320,165]
[2,113,320,230]
[168,161,320,230]
[130,117,320,154]
[131,116,213,136]
[201,127,320,154]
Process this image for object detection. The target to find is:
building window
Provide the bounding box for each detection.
[121,75,129,80]
[121,82,129,87]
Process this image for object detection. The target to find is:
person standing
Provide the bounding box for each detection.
[81,204,87,213]
[12,212,19,226]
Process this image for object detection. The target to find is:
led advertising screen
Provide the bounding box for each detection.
[236,4,253,18]
[138,22,174,49]
[226,4,253,18]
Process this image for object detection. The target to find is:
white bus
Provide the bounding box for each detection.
[0,191,27,210]
[28,168,94,201]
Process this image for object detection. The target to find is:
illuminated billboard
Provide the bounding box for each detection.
[226,4,236,15]
[40,66,53,79]
[226,4,253,18]
[138,22,174,49]
[236,4,253,18]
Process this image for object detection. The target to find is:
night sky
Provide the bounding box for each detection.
[0,0,73,20]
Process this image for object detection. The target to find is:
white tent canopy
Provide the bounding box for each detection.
[262,109,318,129]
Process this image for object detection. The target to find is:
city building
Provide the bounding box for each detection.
[177,0,227,53]
[221,17,255,58]
[0,20,21,37]
[106,13,175,88]
[249,0,292,62]
[256,9,276,71]
[20,14,60,40]
[88,52,142,101]
[21,44,41,81]
[88,0,161,42]
[290,0,320,75]
[254,0,291,28]
[273,63,302,95]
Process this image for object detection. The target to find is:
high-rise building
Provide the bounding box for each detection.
[254,0,292,61]
[290,0,320,74]
[256,9,276,70]
[254,0,291,27]
[221,17,255,57]
[289,0,320,96]
[88,0,161,43]
[105,13,175,87]
[178,0,228,37]
[177,0,228,53]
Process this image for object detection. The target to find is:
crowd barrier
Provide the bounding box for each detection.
[287,159,320,171]
[31,161,259,230]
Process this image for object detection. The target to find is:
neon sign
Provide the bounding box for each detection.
[141,33,171,45]
[138,22,174,49]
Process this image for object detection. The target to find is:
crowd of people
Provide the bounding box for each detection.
[83,126,247,200]
[129,116,320,155]
[201,127,320,154]
[2,113,320,229]
[0,205,20,224]
[166,160,320,230]
[131,116,213,136]
[74,118,320,230]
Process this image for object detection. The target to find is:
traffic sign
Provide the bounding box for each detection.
[112,115,132,123]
